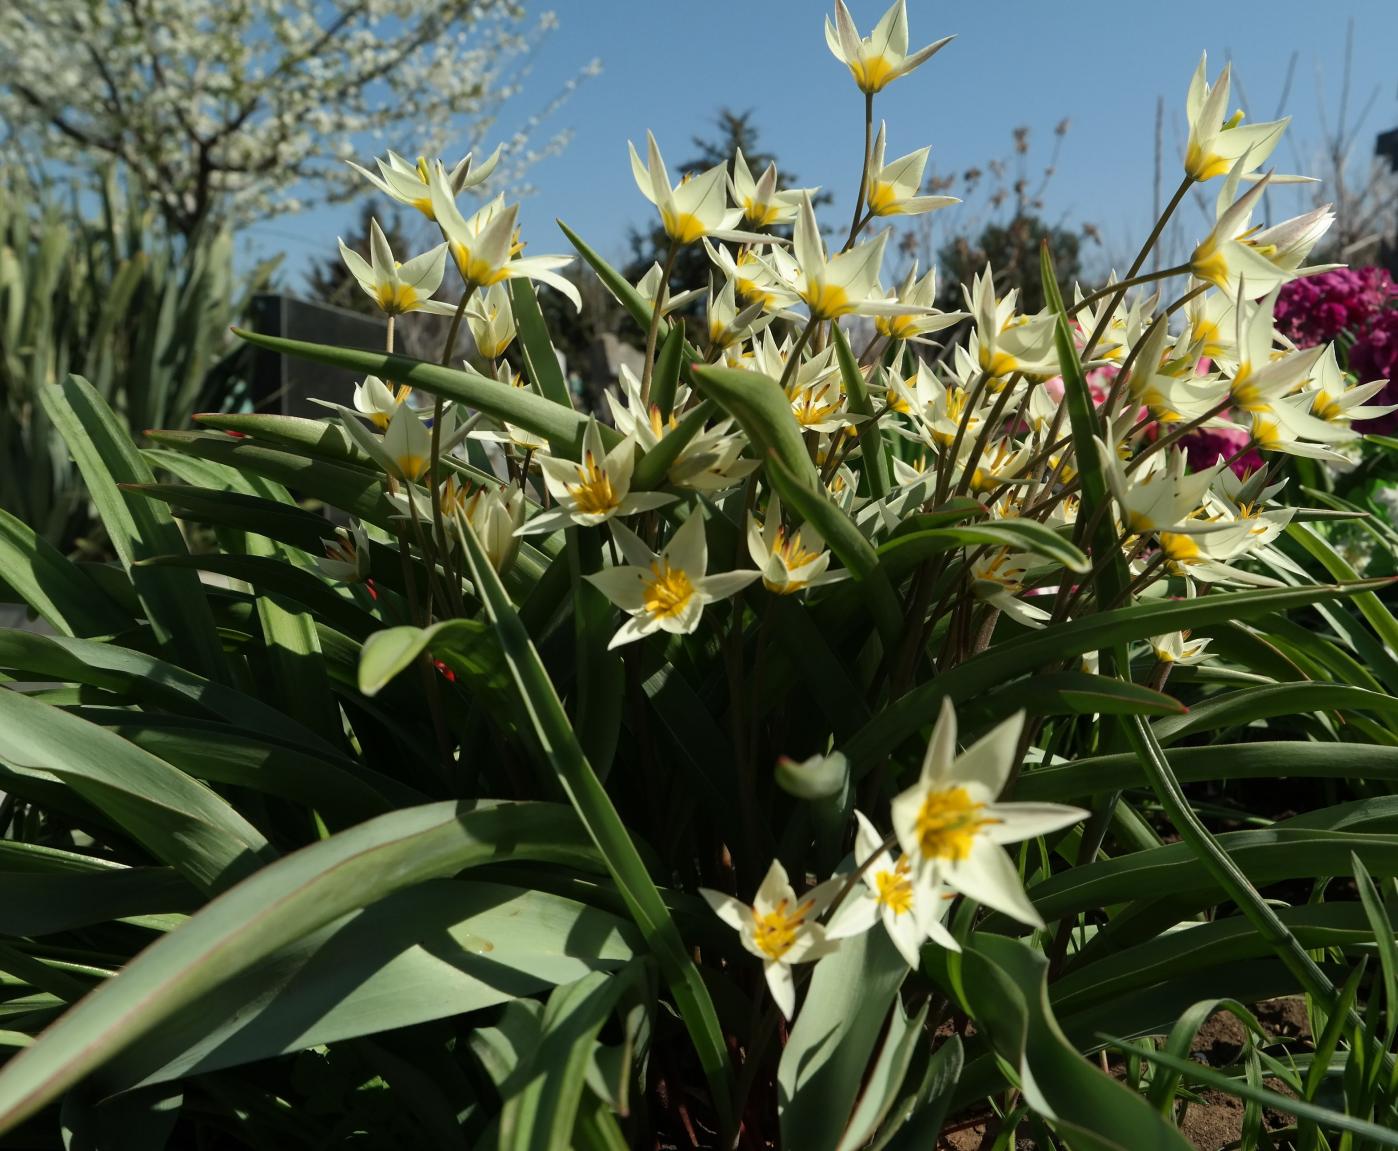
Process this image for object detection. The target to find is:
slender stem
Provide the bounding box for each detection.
[1071,262,1193,316]
[1126,397,1233,475]
[844,90,875,251]
[778,315,818,393]
[934,371,991,505]
[1079,175,1193,362]
[954,373,1023,499]
[427,284,478,615]
[640,239,680,407]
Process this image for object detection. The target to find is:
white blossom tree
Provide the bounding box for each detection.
[0,0,596,237]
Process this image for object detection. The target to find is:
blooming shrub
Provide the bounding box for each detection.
[1276,266,1398,431]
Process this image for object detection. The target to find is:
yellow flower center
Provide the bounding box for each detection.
[752,897,813,960]
[979,348,1020,377]
[789,381,843,427]
[913,786,998,862]
[1158,532,1201,565]
[375,281,420,315]
[874,859,914,916]
[1311,390,1342,422]
[803,280,853,319]
[568,454,619,516]
[850,54,896,93]
[1190,243,1230,291]
[879,313,920,341]
[661,207,708,245]
[395,453,429,482]
[643,560,695,620]
[867,180,901,215]
[453,243,511,288]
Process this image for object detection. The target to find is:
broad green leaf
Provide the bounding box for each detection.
[0,688,271,893]
[101,881,634,1095]
[234,328,599,456]
[879,1035,963,1151]
[878,519,1089,575]
[144,430,396,525]
[779,928,908,1151]
[1017,741,1398,802]
[0,867,195,938]
[846,580,1389,769]
[0,630,342,757]
[558,221,655,334]
[190,412,364,463]
[1041,246,1127,608]
[568,528,624,777]
[764,453,902,650]
[689,363,820,488]
[1153,681,1398,745]
[1288,521,1398,652]
[630,398,717,491]
[971,671,1186,721]
[957,934,1192,1151]
[1027,827,1398,924]
[837,995,929,1151]
[1109,1041,1398,1147]
[497,967,637,1151]
[84,714,416,821]
[509,277,572,409]
[41,376,227,681]
[122,483,334,554]
[0,506,129,637]
[0,801,599,1131]
[831,323,889,499]
[651,322,686,422]
[454,515,735,1132]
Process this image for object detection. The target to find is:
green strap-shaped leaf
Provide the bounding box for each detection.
[1111,1040,1398,1147]
[0,688,271,895]
[557,220,655,333]
[0,801,599,1133]
[0,505,129,637]
[779,929,909,1151]
[233,328,600,457]
[956,934,1193,1151]
[510,277,572,409]
[41,375,228,682]
[1017,741,1398,802]
[878,519,1089,576]
[650,321,686,420]
[496,966,637,1151]
[764,453,903,651]
[689,363,818,488]
[831,323,889,499]
[454,514,736,1136]
[845,580,1390,769]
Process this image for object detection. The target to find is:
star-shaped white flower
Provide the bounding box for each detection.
[701,859,839,1019]
[825,810,959,967]
[586,513,758,649]
[890,699,1086,928]
[517,418,675,535]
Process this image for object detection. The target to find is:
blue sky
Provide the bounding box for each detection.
[246,0,1398,288]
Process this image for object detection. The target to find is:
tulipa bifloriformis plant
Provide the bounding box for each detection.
[1,2,1397,1147]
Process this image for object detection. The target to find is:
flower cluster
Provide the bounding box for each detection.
[703,700,1085,1016]
[313,0,1393,1025]
[1276,267,1398,432]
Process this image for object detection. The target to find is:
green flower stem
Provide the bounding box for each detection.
[844,90,875,251]
[1079,174,1193,362]
[640,239,679,408]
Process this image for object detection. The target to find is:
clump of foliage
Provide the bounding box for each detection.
[1,3,1397,1149]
